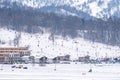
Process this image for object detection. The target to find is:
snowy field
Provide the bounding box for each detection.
[0,63,120,80]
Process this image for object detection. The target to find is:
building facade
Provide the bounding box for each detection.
[0,47,31,64]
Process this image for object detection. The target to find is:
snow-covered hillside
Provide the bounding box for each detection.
[0,28,120,59]
[0,0,120,19]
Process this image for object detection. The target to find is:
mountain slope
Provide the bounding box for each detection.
[0,0,120,19]
[0,0,120,47]
[0,6,120,46]
[0,28,120,59]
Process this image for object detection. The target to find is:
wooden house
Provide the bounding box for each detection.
[58,55,70,61]
[52,55,71,63]
[78,55,90,63]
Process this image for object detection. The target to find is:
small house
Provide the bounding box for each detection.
[78,55,90,63]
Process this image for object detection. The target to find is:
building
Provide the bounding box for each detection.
[0,47,31,64]
[78,55,90,63]
[52,55,71,63]
[57,55,70,61]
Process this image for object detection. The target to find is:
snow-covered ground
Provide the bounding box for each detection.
[0,28,120,59]
[0,63,120,80]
